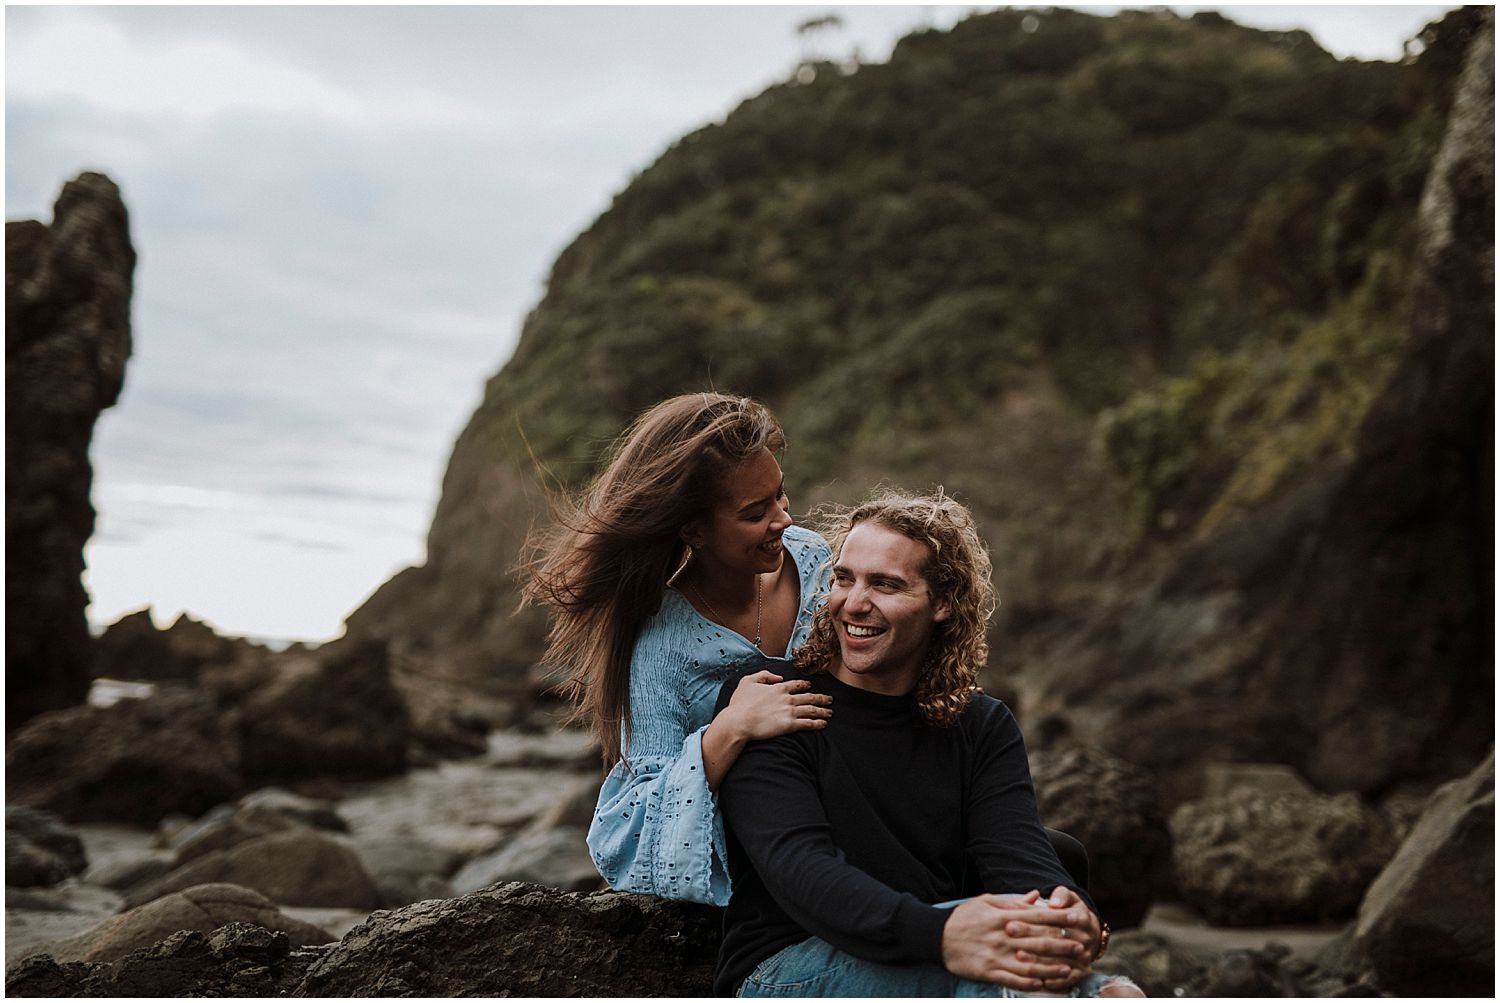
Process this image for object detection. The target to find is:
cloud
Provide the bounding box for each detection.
[6,7,471,128]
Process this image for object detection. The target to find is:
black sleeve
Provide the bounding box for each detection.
[964,703,1098,916]
[718,734,951,965]
[713,670,752,719]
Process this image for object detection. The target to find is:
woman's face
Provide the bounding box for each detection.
[684,447,792,580]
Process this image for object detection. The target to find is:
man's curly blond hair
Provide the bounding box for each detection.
[795,488,996,727]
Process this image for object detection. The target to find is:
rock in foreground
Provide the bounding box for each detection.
[297,882,719,996]
[7,922,322,998]
[28,883,331,965]
[1345,752,1494,996]
[10,882,719,997]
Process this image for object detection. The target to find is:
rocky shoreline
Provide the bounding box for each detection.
[7,678,1492,996]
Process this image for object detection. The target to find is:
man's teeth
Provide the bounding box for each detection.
[846,625,882,637]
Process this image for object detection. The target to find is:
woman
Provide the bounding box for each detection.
[523,393,832,906]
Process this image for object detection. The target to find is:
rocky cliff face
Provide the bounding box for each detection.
[345,8,1491,798]
[6,173,136,730]
[1042,6,1494,799]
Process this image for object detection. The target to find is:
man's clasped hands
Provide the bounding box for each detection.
[942,887,1141,997]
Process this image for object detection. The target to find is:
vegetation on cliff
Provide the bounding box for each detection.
[485,9,1444,491]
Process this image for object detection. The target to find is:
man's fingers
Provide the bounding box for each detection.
[1003,905,1088,928]
[1012,937,1086,959]
[1004,920,1078,940]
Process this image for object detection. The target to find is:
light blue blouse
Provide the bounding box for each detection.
[587,523,831,905]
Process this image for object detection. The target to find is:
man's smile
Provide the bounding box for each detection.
[842,623,886,639]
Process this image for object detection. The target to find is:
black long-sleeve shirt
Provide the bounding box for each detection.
[712,670,1091,997]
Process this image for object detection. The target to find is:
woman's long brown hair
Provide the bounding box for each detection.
[520,394,785,766]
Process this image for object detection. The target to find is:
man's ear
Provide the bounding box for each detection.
[933,598,952,624]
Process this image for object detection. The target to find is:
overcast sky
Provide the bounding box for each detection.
[5,5,1454,643]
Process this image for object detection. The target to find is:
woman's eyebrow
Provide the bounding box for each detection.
[736,479,785,514]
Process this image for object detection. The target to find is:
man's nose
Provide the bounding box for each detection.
[844,583,873,613]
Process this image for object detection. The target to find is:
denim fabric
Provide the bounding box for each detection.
[587,525,831,906]
[737,899,1139,999]
[737,935,1133,998]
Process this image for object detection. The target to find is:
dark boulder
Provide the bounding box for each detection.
[1341,752,1494,996]
[1170,787,1396,926]
[123,830,382,910]
[234,787,347,834]
[94,608,259,683]
[20,883,332,965]
[1100,932,1374,998]
[5,806,87,887]
[5,172,135,730]
[295,882,721,996]
[227,639,409,782]
[165,789,348,869]
[1030,745,1171,928]
[7,922,324,998]
[6,689,242,825]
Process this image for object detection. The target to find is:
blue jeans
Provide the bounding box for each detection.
[736,935,1123,997]
[737,900,1132,1000]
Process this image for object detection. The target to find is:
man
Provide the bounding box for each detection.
[712,491,1143,997]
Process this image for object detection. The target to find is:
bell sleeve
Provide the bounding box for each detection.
[585,645,730,906]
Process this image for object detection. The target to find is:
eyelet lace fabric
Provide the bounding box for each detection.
[587,524,831,905]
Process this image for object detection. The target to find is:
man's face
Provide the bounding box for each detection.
[826,521,951,695]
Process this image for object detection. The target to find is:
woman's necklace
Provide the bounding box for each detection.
[688,574,763,648]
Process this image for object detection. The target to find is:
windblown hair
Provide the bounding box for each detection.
[794,489,996,727]
[521,393,785,766]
